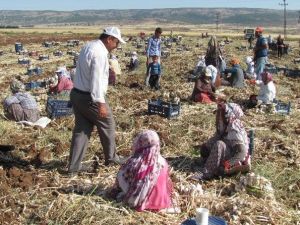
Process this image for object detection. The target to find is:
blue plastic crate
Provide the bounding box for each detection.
[148,99,180,119]
[18,59,30,65]
[285,69,300,78]
[27,67,43,75]
[53,50,63,56]
[46,99,73,118]
[15,42,23,53]
[181,216,227,225]
[275,101,291,115]
[25,81,46,90]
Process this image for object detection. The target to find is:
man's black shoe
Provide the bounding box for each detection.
[105,155,127,166]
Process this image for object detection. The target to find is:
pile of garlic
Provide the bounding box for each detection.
[235,172,274,199]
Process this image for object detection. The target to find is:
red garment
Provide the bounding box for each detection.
[55,76,73,93]
[191,78,215,103]
[195,93,214,103]
[138,158,173,211]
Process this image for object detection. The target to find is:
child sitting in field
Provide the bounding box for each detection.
[146,55,161,90]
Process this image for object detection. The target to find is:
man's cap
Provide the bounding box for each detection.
[132,51,137,55]
[255,27,264,33]
[103,27,126,44]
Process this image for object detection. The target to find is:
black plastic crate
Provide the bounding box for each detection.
[264,65,278,74]
[39,55,49,61]
[148,99,180,119]
[46,98,73,118]
[285,69,300,78]
[274,101,291,115]
[248,129,255,156]
[276,66,287,73]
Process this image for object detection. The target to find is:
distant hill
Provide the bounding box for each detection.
[0,8,299,27]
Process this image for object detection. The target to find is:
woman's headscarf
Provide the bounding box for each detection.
[224,103,249,147]
[206,36,222,67]
[55,66,71,79]
[261,72,273,84]
[10,79,25,93]
[117,130,163,209]
[216,103,249,147]
[230,58,240,66]
[245,56,254,65]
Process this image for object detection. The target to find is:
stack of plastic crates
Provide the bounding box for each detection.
[46,98,73,119]
[148,99,180,119]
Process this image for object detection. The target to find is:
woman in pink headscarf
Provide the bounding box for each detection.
[196,102,250,180]
[111,130,180,213]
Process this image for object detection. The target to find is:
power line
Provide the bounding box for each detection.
[216,12,221,32]
[279,0,288,38]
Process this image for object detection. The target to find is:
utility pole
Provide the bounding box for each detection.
[216,12,221,32]
[279,0,288,39]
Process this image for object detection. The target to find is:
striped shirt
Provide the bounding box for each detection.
[146,36,161,57]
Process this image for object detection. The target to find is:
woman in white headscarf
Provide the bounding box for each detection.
[49,66,73,95]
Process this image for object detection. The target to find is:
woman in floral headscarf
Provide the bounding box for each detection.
[3,79,40,122]
[197,102,249,179]
[111,130,180,213]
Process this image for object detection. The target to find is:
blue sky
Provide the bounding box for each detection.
[0,0,299,11]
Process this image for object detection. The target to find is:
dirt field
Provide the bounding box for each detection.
[0,26,299,225]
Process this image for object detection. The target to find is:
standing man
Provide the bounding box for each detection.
[68,27,126,173]
[145,27,162,86]
[253,27,268,80]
